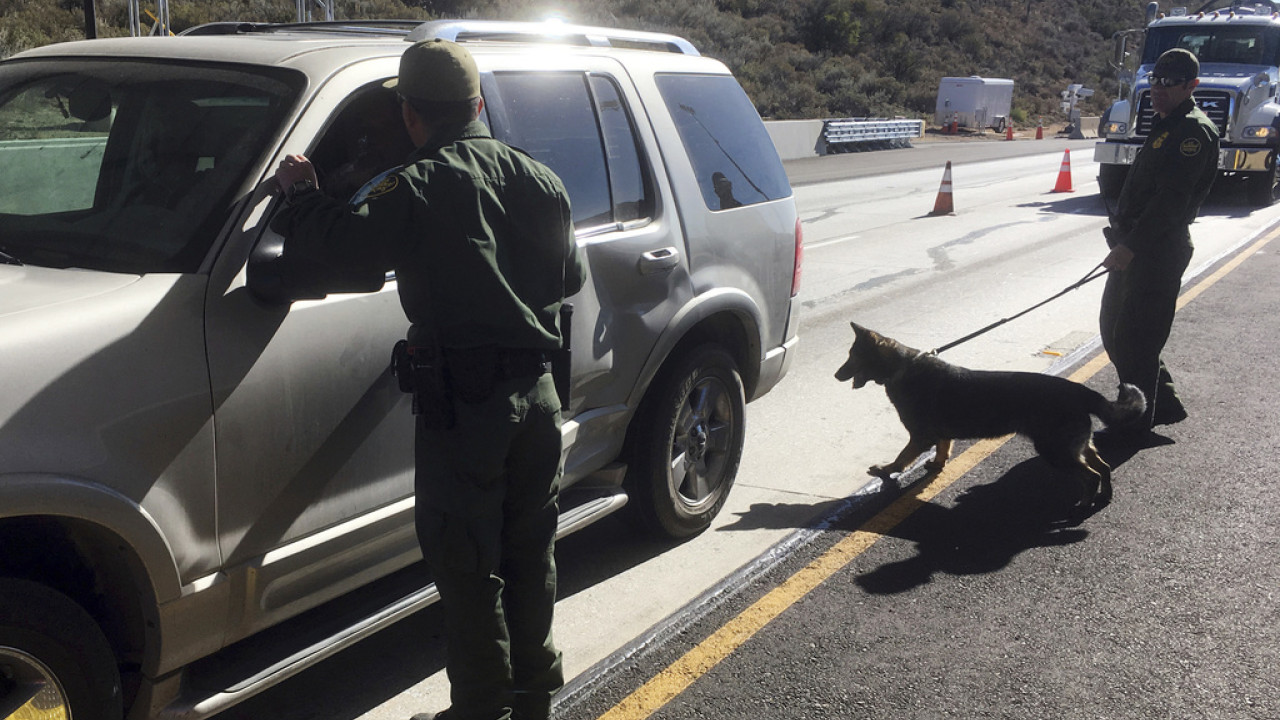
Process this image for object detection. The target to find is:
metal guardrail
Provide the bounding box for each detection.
[822,118,925,151]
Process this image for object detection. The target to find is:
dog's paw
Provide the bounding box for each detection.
[923,459,947,474]
[1092,483,1113,509]
[868,464,898,480]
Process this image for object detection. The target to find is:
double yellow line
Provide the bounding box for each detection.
[597,226,1280,720]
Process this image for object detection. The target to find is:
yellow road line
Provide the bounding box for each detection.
[596,228,1279,720]
[1177,227,1280,309]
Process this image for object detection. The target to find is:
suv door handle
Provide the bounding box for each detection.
[638,247,680,275]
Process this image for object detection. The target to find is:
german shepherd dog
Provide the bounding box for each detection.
[834,323,1146,507]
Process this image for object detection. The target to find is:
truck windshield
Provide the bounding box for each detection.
[1143,24,1280,67]
[0,59,300,274]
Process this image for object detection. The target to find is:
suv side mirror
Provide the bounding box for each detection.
[247,232,386,304]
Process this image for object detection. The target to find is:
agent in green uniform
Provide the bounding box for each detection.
[271,39,586,720]
[1099,48,1218,443]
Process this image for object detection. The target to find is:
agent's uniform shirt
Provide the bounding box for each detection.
[1113,96,1219,254]
[272,119,586,351]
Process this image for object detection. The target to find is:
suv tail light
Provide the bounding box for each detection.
[791,217,804,297]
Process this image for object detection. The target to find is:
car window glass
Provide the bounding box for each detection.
[1144,26,1280,66]
[0,59,299,273]
[487,72,611,229]
[309,83,416,204]
[589,74,652,224]
[655,73,792,211]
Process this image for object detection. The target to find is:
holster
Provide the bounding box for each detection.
[1103,226,1119,249]
[552,303,573,410]
[390,338,455,430]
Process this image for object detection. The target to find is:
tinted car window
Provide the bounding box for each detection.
[486,72,612,229]
[309,83,415,203]
[589,74,652,224]
[655,73,791,211]
[0,59,299,273]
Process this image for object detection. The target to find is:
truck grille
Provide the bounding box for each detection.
[1134,89,1231,138]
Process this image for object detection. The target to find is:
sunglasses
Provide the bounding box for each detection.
[1148,74,1190,87]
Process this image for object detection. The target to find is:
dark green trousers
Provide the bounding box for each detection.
[1099,241,1193,428]
[415,371,564,720]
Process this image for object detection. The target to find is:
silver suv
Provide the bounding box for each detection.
[0,19,799,720]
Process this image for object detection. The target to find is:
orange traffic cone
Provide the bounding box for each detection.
[1005,125,1014,141]
[929,161,955,215]
[1051,149,1074,193]
[1035,119,1044,140]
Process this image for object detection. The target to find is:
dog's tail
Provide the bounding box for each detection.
[1092,383,1147,427]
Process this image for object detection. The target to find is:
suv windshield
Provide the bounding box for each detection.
[0,59,300,273]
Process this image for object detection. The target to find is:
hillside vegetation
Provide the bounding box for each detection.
[0,0,1157,124]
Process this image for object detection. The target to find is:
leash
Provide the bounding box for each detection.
[929,262,1109,355]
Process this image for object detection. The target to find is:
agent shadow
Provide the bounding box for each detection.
[1016,185,1255,220]
[1016,193,1110,216]
[851,457,1101,596]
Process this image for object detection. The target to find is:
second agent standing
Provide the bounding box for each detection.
[1100,47,1219,442]
[271,39,587,720]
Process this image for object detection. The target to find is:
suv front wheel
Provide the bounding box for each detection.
[0,578,123,720]
[626,345,746,539]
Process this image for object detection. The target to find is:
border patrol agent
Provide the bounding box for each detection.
[271,39,586,720]
[1099,48,1218,442]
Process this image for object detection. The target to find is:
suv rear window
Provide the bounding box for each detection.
[0,59,299,273]
[483,71,653,232]
[655,73,791,211]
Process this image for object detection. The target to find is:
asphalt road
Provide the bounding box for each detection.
[553,229,1280,720]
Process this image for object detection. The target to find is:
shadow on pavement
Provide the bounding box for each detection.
[852,457,1098,595]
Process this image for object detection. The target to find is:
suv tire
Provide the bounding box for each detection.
[0,579,123,720]
[626,345,746,539]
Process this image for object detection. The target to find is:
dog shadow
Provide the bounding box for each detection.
[853,457,1095,595]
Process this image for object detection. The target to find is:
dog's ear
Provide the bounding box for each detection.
[850,322,875,342]
[852,323,889,348]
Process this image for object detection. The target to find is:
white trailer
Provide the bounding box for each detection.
[934,76,1015,131]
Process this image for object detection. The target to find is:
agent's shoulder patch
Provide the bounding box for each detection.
[365,174,400,199]
[350,167,405,206]
[1179,137,1202,157]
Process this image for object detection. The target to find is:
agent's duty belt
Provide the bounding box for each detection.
[445,346,551,380]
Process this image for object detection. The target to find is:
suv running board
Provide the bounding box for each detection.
[155,482,629,720]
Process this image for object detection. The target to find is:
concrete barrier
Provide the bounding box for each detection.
[763,119,826,160]
[1070,116,1101,139]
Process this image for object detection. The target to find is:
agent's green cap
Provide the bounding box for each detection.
[384,39,480,102]
[1153,48,1200,81]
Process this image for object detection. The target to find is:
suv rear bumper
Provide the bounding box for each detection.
[752,333,797,402]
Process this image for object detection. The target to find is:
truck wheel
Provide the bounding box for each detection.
[625,345,746,539]
[0,579,123,720]
[1098,164,1128,200]
[1247,160,1278,207]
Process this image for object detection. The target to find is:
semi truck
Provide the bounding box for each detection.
[1095,0,1280,206]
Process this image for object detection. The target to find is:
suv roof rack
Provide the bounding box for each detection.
[407,20,700,56]
[180,20,422,37]
[178,18,701,56]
